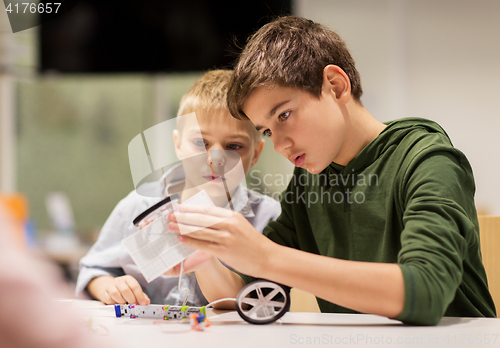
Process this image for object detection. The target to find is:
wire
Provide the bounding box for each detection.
[178,261,190,306]
[176,260,236,308]
[205,298,237,308]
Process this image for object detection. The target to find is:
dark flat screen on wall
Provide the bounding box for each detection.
[39,0,292,73]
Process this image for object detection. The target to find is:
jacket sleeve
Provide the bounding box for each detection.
[75,197,136,298]
[395,146,475,325]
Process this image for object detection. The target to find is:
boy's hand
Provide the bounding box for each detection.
[87,275,151,305]
[163,250,215,276]
[167,205,275,278]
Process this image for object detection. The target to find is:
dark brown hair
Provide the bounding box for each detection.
[227,16,363,120]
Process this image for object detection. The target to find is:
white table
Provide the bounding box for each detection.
[72,300,500,348]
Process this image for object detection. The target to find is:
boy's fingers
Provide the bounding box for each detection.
[107,287,127,304]
[116,282,137,305]
[165,258,202,275]
[168,211,177,222]
[182,251,214,272]
[177,204,234,218]
[176,223,227,241]
[163,267,179,277]
[176,222,220,236]
[101,291,115,305]
[168,221,180,233]
[163,263,181,276]
[173,211,229,230]
[124,277,149,305]
[179,235,221,254]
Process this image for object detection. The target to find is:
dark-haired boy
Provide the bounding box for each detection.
[167,16,496,325]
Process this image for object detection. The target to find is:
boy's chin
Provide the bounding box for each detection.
[209,195,232,208]
[304,165,319,175]
[198,186,236,205]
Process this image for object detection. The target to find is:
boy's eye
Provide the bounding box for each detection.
[227,144,242,150]
[278,111,291,122]
[193,140,207,147]
[262,111,289,137]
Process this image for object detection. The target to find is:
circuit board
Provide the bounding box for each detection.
[114,304,206,320]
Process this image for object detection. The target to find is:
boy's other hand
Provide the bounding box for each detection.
[167,205,274,278]
[88,275,151,306]
[163,251,215,276]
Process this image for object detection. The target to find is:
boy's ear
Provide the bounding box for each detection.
[322,65,351,104]
[173,129,182,160]
[250,139,265,168]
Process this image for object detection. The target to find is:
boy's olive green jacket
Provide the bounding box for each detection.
[236,117,496,325]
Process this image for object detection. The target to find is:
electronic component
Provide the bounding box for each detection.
[114,280,290,325]
[114,304,206,320]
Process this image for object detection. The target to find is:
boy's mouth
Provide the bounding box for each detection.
[291,153,306,167]
[203,175,225,182]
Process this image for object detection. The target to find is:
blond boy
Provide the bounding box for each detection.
[76,70,281,305]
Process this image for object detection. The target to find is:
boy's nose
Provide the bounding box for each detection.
[273,133,292,155]
[207,149,226,167]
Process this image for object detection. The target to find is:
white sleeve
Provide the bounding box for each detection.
[75,193,141,298]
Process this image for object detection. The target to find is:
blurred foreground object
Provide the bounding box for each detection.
[0,193,29,248]
[0,203,114,348]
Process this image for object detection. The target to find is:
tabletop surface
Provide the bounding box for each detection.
[71,300,500,348]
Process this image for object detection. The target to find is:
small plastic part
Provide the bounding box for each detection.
[114,304,122,318]
[236,280,290,325]
[189,313,211,331]
[133,195,175,226]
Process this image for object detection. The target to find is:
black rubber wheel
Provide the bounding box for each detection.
[236,280,290,325]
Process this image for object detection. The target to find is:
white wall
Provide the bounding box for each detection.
[0,3,15,193]
[296,0,500,214]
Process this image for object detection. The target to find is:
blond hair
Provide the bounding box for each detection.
[177,70,261,141]
[178,70,232,117]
